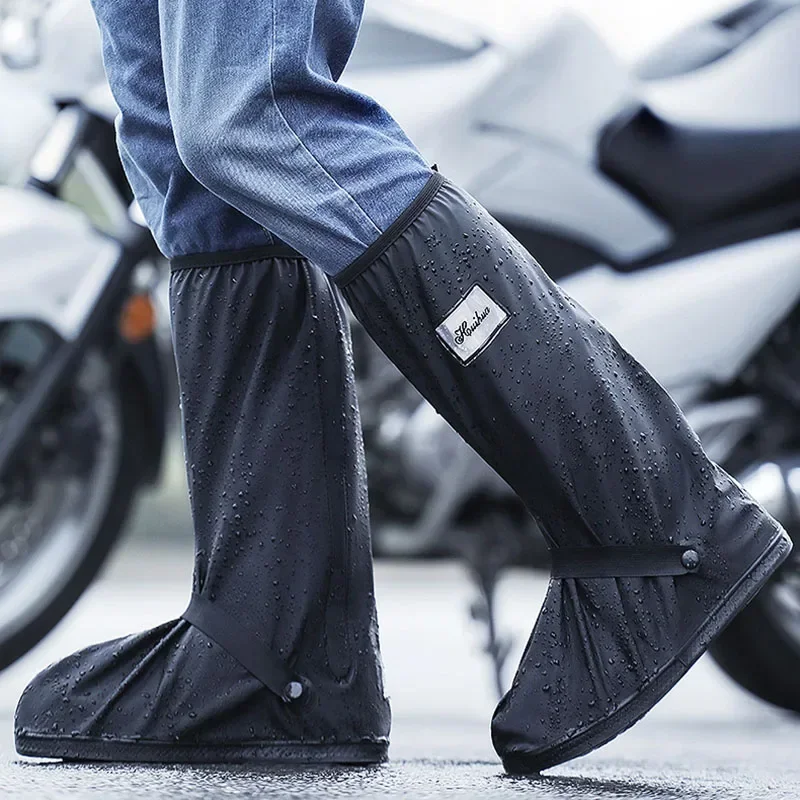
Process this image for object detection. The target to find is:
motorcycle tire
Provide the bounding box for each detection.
[710,553,800,713]
[0,353,143,671]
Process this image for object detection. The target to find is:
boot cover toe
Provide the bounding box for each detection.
[492,524,791,773]
[15,621,388,764]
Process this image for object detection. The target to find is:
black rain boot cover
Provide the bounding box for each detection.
[336,174,791,770]
[15,249,390,762]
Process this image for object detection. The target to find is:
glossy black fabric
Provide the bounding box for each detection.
[15,254,390,755]
[337,178,787,768]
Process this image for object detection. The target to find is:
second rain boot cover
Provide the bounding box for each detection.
[15,248,390,763]
[336,174,792,771]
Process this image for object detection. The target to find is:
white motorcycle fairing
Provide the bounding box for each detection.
[351,9,800,271]
[646,5,800,129]
[560,230,800,391]
[346,13,675,265]
[0,186,120,341]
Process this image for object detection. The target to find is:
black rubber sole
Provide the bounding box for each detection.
[15,735,389,765]
[502,526,794,774]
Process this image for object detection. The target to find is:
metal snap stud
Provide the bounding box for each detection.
[283,681,304,702]
[681,548,700,571]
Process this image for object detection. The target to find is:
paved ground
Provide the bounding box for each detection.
[2,527,799,799]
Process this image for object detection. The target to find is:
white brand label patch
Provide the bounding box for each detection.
[435,284,509,364]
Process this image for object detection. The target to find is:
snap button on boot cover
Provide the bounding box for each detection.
[681,549,700,571]
[283,681,304,702]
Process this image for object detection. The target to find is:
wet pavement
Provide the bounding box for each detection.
[1,534,799,798]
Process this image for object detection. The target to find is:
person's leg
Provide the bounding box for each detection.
[159,0,433,274]
[89,0,270,257]
[158,0,792,773]
[15,0,390,765]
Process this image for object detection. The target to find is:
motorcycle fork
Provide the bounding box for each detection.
[0,232,149,483]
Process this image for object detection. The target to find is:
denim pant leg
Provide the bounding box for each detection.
[158,0,433,275]
[89,0,274,259]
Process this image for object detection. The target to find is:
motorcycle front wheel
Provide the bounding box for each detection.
[0,348,140,670]
[710,459,800,712]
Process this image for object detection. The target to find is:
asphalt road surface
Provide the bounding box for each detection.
[1,533,798,799]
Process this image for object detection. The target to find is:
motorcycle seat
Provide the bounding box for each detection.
[598,105,800,230]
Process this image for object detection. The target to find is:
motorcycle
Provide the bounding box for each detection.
[344,0,800,709]
[0,0,167,669]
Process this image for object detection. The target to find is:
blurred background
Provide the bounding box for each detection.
[0,0,799,793]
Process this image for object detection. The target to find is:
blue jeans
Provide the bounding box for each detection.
[90,0,433,274]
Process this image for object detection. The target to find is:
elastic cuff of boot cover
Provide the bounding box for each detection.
[170,244,305,272]
[551,545,702,578]
[182,593,306,703]
[334,171,446,288]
